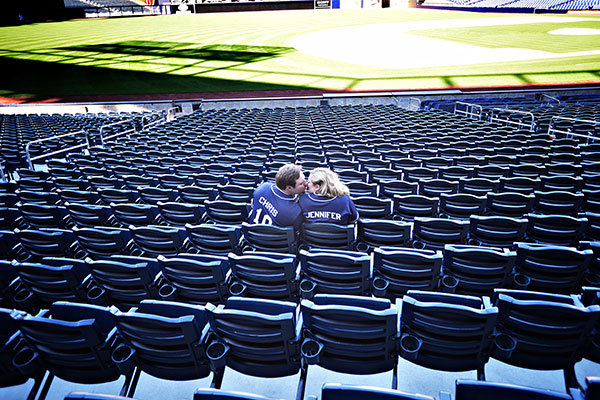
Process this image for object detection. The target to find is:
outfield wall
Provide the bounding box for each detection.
[184,1,313,13]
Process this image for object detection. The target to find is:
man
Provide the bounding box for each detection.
[249,164,306,230]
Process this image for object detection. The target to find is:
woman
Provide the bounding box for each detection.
[299,168,358,224]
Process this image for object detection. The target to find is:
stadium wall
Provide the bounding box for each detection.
[188,1,314,13]
[417,4,568,13]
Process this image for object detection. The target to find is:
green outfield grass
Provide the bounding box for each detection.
[0,8,599,101]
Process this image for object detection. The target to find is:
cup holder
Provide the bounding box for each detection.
[372,277,389,297]
[14,288,33,304]
[412,240,426,250]
[229,282,246,297]
[441,275,459,293]
[493,333,517,360]
[206,341,229,370]
[467,238,482,246]
[111,344,136,373]
[301,339,323,365]
[158,283,176,300]
[399,334,422,362]
[513,273,530,289]
[13,347,35,368]
[355,242,370,253]
[299,279,316,300]
[584,272,600,286]
[87,285,106,304]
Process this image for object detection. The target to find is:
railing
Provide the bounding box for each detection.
[541,94,561,106]
[25,130,90,170]
[548,116,600,144]
[99,110,168,147]
[490,107,535,131]
[84,4,171,18]
[454,101,483,120]
[99,118,137,147]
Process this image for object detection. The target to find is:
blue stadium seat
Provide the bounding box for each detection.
[356,219,411,252]
[129,225,187,257]
[13,229,78,262]
[533,191,584,216]
[412,217,469,251]
[137,186,178,205]
[110,203,160,227]
[16,302,136,398]
[372,247,442,298]
[525,213,587,246]
[204,200,250,225]
[452,379,572,400]
[240,222,297,253]
[441,244,516,296]
[439,193,486,220]
[185,224,242,255]
[399,291,497,379]
[513,243,592,294]
[157,253,230,305]
[485,192,535,218]
[72,226,133,259]
[317,383,434,400]
[86,255,161,310]
[393,195,438,221]
[491,289,600,390]
[351,196,393,219]
[204,297,305,398]
[458,177,499,197]
[300,295,399,388]
[300,222,355,250]
[298,249,370,299]
[228,252,298,300]
[113,300,217,396]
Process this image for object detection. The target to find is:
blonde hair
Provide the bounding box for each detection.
[309,168,349,198]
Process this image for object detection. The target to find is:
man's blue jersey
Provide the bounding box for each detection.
[249,183,303,229]
[298,193,359,225]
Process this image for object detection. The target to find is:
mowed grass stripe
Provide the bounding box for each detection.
[0,9,599,99]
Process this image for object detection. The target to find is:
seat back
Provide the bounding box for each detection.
[442,245,516,296]
[205,297,302,377]
[185,224,241,255]
[399,291,497,372]
[157,202,205,226]
[73,226,132,259]
[486,192,535,218]
[412,217,469,251]
[491,289,600,371]
[525,213,587,246]
[241,223,297,253]
[228,252,298,300]
[204,200,250,225]
[514,243,592,294]
[158,253,230,304]
[129,225,187,257]
[298,249,371,298]
[300,294,398,375]
[87,256,161,309]
[18,302,125,384]
[393,195,438,221]
[468,215,527,248]
[300,222,355,250]
[454,379,571,400]
[15,229,77,261]
[319,383,435,400]
[533,191,584,216]
[351,196,393,219]
[356,219,411,251]
[110,203,159,227]
[115,300,211,380]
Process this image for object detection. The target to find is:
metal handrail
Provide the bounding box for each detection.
[454,101,483,120]
[542,94,561,105]
[548,116,600,144]
[490,107,535,131]
[25,129,89,170]
[99,118,137,147]
[141,110,168,130]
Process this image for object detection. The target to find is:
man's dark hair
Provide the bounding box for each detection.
[275,164,302,191]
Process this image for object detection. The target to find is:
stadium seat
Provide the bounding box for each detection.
[113,300,217,396]
[300,222,355,250]
[372,247,442,298]
[468,215,528,248]
[351,196,393,219]
[452,379,572,400]
[533,191,584,216]
[439,193,486,220]
[356,219,411,252]
[485,192,535,218]
[412,217,469,251]
[185,224,242,255]
[300,295,399,388]
[240,222,297,253]
[393,194,438,221]
[15,302,136,398]
[490,289,600,390]
[441,244,516,296]
[228,251,298,300]
[525,213,587,246]
[399,291,497,379]
[298,249,371,299]
[110,203,160,227]
[128,225,187,257]
[204,297,306,398]
[203,200,250,225]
